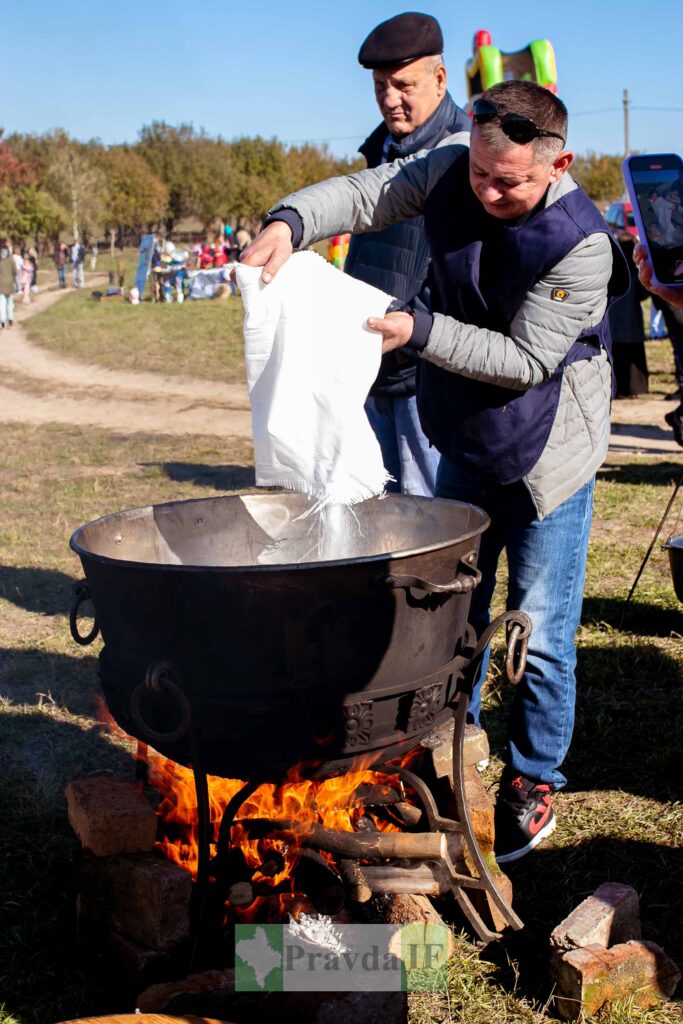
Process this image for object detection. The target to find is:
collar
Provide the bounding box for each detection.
[359,92,464,168]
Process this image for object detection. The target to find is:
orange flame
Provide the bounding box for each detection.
[94,703,421,921]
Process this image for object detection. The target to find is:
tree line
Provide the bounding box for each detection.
[0,122,626,247]
[0,123,364,246]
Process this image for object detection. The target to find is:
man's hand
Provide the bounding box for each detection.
[239,221,294,283]
[634,243,683,309]
[367,311,415,353]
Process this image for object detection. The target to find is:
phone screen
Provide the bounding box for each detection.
[627,154,683,285]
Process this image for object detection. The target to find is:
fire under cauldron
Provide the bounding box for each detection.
[69,491,528,782]
[69,491,531,944]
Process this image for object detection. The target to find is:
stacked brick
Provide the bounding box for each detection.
[66,776,192,989]
[551,882,680,1019]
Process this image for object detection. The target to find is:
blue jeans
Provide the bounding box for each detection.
[0,292,14,324]
[436,457,595,789]
[365,394,440,497]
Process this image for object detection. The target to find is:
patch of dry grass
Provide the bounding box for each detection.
[1,341,682,1024]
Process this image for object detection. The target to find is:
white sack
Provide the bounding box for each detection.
[236,251,394,509]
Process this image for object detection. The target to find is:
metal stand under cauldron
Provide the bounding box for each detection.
[69,492,532,949]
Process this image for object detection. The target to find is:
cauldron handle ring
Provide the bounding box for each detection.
[384,550,482,594]
[130,661,191,744]
[466,610,532,686]
[505,617,531,685]
[69,581,100,646]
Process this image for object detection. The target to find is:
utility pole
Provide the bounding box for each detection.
[623,89,630,157]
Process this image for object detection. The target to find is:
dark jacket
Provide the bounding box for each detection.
[418,155,628,484]
[344,92,470,397]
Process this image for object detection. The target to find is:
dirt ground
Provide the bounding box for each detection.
[0,285,252,438]
[2,285,680,454]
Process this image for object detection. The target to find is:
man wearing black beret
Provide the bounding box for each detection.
[348,12,470,496]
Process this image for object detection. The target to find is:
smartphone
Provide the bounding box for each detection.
[622,153,683,288]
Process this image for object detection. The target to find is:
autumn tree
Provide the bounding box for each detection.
[227,136,291,219]
[187,137,242,230]
[95,146,168,239]
[137,121,199,232]
[0,130,68,242]
[33,130,106,239]
[572,152,625,203]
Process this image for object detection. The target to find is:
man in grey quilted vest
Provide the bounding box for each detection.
[240,81,629,864]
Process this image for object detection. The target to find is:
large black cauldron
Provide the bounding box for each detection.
[70,492,489,780]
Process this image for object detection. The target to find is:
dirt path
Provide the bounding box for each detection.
[1,287,680,451]
[1,285,252,438]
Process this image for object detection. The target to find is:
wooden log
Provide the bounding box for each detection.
[227,880,254,907]
[347,782,404,807]
[392,801,423,827]
[293,849,345,916]
[236,818,447,861]
[256,848,285,878]
[364,893,456,959]
[359,863,445,897]
[340,858,373,903]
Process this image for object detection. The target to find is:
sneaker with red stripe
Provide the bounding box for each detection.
[494,772,556,864]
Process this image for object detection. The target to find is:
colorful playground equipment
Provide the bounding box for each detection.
[465,29,557,108]
[327,233,351,269]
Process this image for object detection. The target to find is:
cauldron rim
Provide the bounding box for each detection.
[69,491,490,574]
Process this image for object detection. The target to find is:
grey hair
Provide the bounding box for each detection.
[475,121,564,166]
[425,53,445,73]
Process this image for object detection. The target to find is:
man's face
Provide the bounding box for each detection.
[469,129,572,220]
[372,57,446,138]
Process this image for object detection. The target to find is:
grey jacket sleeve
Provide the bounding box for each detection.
[422,232,613,390]
[269,135,470,247]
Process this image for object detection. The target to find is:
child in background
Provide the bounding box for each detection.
[20,253,33,304]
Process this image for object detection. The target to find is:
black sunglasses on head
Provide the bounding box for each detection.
[472,98,566,146]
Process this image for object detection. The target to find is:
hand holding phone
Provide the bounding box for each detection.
[622,153,683,289]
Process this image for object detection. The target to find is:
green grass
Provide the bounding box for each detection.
[0,315,682,1022]
[24,255,247,384]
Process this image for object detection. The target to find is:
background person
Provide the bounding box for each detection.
[608,237,649,397]
[634,242,683,445]
[53,242,68,288]
[242,81,629,864]
[347,13,469,496]
[20,250,33,303]
[11,245,22,293]
[0,244,18,328]
[70,237,85,288]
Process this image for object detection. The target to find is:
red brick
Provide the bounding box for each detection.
[555,940,681,1021]
[66,777,157,856]
[551,882,640,964]
[463,763,495,852]
[80,852,191,951]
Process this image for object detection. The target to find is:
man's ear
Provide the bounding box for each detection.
[435,62,447,97]
[549,149,574,182]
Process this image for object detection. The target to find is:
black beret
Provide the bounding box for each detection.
[358,12,443,69]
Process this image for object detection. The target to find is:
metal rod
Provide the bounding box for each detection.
[621,473,683,625]
[448,696,524,935]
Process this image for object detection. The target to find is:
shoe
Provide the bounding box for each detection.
[494,772,556,864]
[664,408,683,448]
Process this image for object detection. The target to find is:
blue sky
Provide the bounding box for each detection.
[3,0,682,159]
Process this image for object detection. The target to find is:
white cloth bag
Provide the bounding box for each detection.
[236,251,394,509]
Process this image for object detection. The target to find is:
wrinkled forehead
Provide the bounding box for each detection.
[371,55,438,87]
[469,128,545,176]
